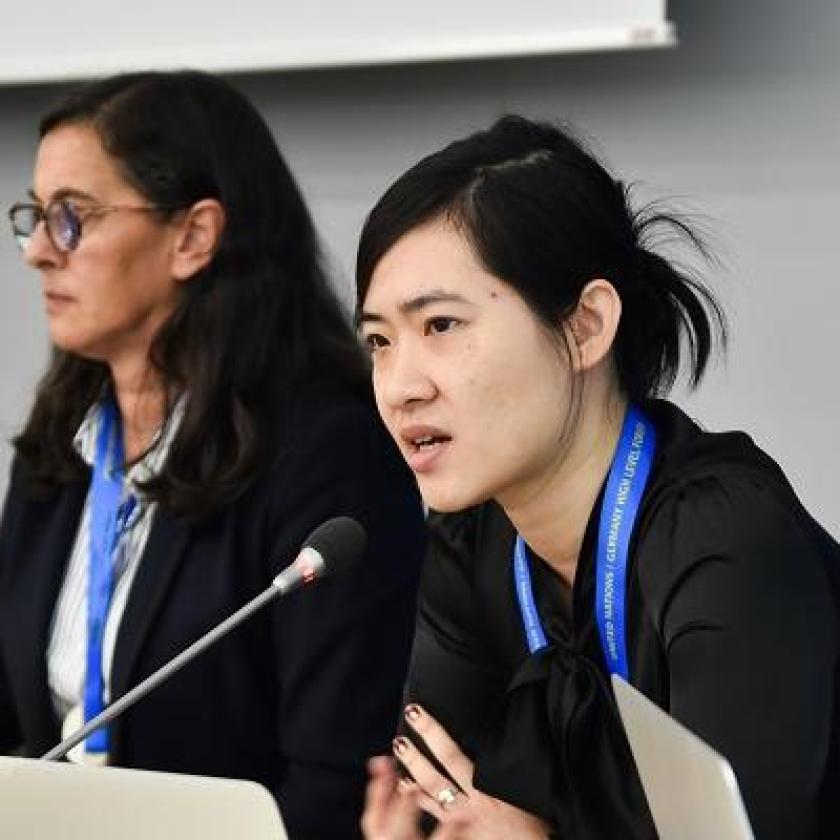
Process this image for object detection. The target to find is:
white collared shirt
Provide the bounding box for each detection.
[47,396,185,719]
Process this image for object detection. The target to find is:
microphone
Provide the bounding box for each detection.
[42,516,366,762]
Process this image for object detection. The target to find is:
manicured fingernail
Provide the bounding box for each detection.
[392,737,410,756]
[405,704,422,723]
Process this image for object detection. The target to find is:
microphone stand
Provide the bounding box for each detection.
[42,585,280,761]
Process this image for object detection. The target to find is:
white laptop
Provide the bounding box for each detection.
[611,675,755,840]
[0,756,286,840]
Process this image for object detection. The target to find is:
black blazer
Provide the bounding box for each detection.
[0,382,426,839]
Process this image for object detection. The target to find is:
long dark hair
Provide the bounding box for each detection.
[17,70,368,518]
[356,115,725,404]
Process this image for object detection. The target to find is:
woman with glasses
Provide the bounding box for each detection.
[356,116,840,840]
[0,70,425,838]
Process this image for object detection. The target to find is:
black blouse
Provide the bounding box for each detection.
[405,401,840,839]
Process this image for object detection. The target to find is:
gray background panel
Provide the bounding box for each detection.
[0,0,837,535]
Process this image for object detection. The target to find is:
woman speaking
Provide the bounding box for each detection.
[356,115,839,839]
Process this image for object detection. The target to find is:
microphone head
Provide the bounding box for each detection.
[303,516,367,579]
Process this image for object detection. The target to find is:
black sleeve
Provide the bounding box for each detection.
[263,397,426,839]
[404,509,508,760]
[650,474,838,840]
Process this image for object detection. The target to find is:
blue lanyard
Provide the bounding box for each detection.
[85,397,133,756]
[513,536,549,653]
[512,404,657,680]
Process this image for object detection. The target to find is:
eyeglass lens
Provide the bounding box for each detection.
[11,204,38,251]
[10,201,81,253]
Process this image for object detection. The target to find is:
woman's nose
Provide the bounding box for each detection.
[24,220,64,270]
[375,345,438,411]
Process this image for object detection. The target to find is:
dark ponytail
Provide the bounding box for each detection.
[356,115,725,402]
[614,198,726,402]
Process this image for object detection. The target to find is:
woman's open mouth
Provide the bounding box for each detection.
[401,427,453,473]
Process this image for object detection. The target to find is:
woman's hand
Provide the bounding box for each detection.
[361,705,549,839]
[362,754,456,840]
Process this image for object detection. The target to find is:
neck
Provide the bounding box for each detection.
[500,386,628,586]
[109,356,168,463]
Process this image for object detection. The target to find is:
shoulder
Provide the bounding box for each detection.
[251,379,425,562]
[637,402,839,622]
[279,379,379,443]
[0,454,86,522]
[267,380,403,479]
[641,399,829,560]
[260,380,396,479]
[641,465,821,572]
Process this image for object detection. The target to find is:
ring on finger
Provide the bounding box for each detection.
[436,786,459,810]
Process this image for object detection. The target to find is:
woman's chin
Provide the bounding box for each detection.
[47,325,114,362]
[48,333,83,355]
[49,334,88,354]
[419,481,490,515]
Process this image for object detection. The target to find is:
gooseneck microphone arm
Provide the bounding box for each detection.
[42,586,282,762]
[41,516,366,762]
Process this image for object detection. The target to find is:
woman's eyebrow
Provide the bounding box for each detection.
[357,291,472,327]
[26,186,99,203]
[399,291,470,314]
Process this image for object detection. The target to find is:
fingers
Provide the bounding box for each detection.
[363,756,397,821]
[403,704,474,791]
[361,756,395,838]
[429,820,469,840]
[412,787,469,825]
[393,735,468,823]
[362,756,421,840]
[365,707,476,837]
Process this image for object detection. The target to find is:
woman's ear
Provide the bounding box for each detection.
[566,279,622,372]
[170,199,226,282]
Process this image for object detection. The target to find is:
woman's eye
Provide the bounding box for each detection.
[363,333,389,353]
[426,317,458,335]
[58,199,85,218]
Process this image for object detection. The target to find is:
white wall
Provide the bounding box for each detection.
[0,0,837,535]
[2,0,671,82]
